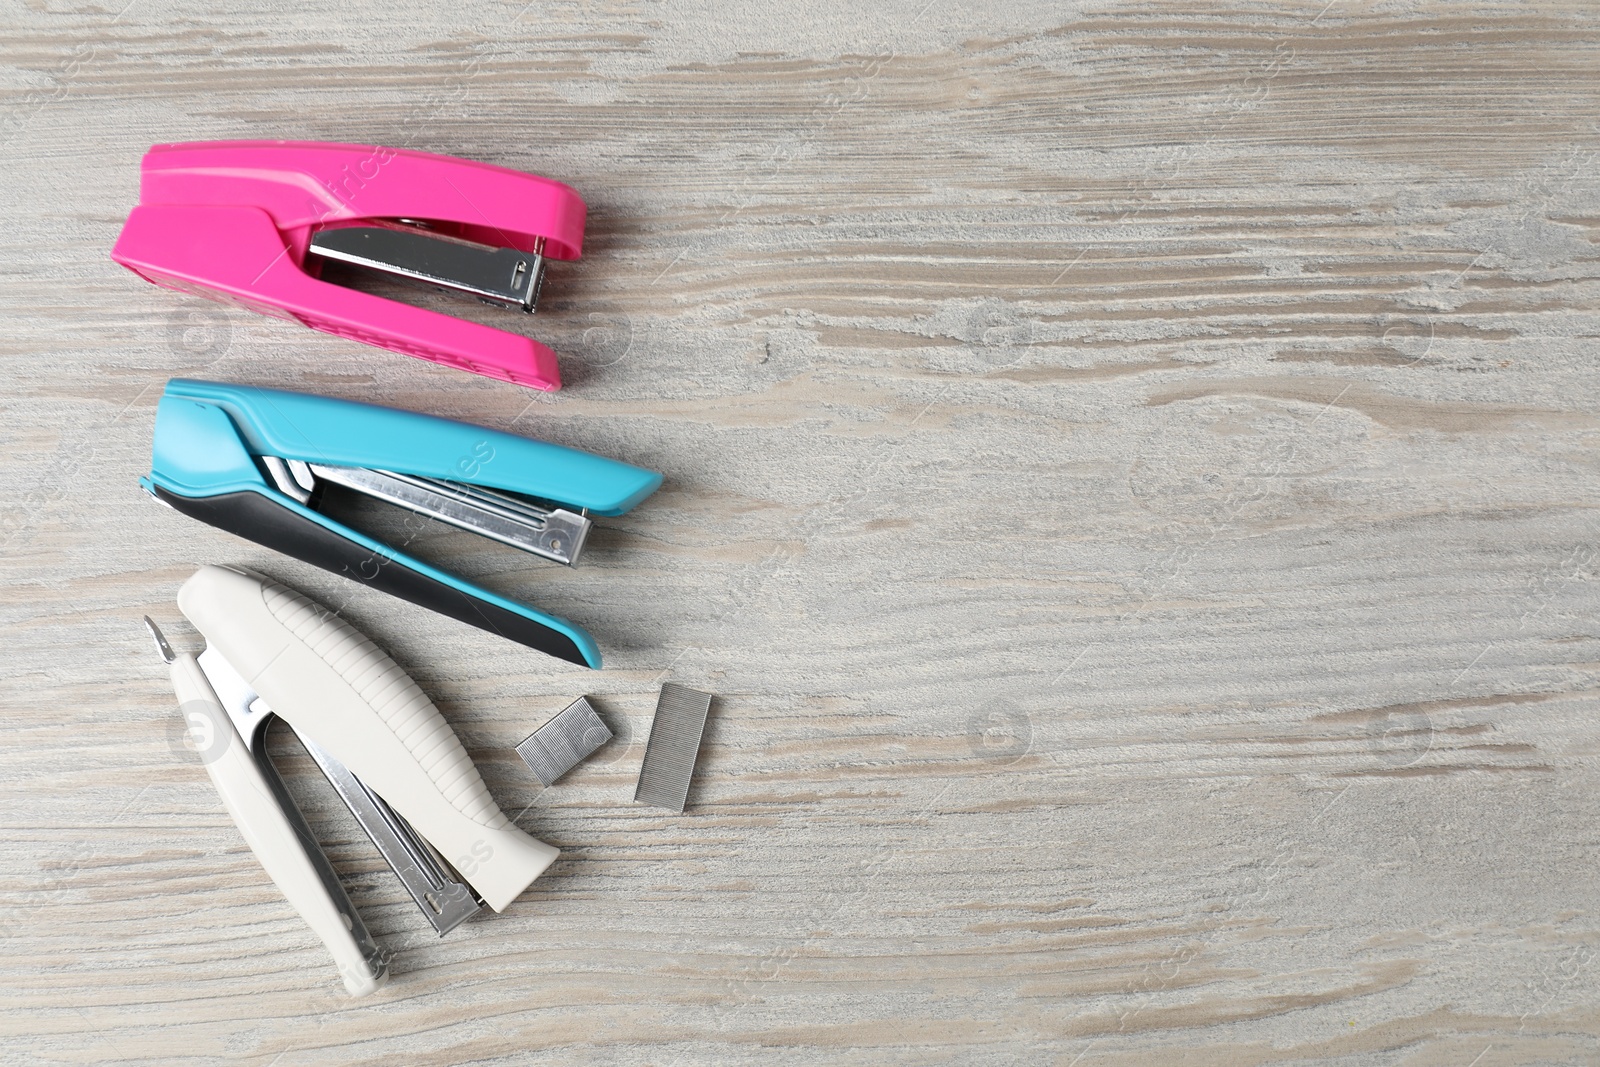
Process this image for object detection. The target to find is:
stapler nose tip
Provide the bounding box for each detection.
[143,615,176,663]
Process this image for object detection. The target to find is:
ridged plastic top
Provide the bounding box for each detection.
[138,139,585,260]
[161,378,662,515]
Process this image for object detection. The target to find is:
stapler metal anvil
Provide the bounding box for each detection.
[146,565,559,995]
[111,140,587,390]
[140,378,662,668]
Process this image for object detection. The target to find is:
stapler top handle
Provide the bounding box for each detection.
[153,378,660,515]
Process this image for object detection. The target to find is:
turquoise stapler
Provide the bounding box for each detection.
[140,379,661,667]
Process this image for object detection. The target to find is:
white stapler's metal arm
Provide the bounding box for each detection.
[167,650,386,996]
[176,566,559,911]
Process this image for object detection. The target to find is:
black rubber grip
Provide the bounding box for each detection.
[155,487,592,667]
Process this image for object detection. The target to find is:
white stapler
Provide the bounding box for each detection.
[144,564,558,995]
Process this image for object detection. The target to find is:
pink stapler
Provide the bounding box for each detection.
[111,140,586,391]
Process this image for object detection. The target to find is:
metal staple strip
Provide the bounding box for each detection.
[634,684,713,812]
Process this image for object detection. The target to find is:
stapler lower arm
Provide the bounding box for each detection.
[151,484,596,666]
[153,623,388,996]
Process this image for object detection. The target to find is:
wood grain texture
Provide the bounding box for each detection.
[3,1,1599,1063]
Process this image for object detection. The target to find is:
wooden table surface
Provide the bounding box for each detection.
[4,2,1599,1063]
